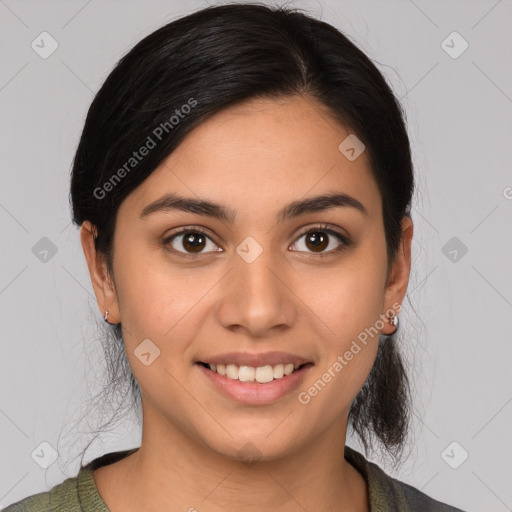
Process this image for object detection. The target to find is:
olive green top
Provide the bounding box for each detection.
[2,446,465,511]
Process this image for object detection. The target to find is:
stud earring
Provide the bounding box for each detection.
[389,314,399,334]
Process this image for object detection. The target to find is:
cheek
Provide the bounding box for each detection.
[112,255,206,411]
[111,246,222,389]
[112,242,201,336]
[299,245,386,402]
[308,255,387,342]
[296,269,384,420]
[318,280,382,392]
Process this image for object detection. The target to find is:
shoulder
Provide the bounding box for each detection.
[1,448,138,512]
[344,446,467,512]
[1,475,80,512]
[392,477,466,511]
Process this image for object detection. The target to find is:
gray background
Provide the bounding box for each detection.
[1,0,511,510]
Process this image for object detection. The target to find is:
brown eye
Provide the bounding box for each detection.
[304,231,329,252]
[181,232,207,253]
[291,226,349,255]
[164,229,220,255]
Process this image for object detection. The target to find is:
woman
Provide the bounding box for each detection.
[3,3,466,511]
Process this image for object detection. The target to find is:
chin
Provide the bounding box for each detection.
[200,427,301,464]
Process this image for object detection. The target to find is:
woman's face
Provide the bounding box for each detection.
[82,95,412,461]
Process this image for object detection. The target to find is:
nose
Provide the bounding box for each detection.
[215,244,297,337]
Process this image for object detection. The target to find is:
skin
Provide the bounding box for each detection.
[81,94,413,512]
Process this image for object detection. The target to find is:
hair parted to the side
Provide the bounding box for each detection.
[68,2,414,468]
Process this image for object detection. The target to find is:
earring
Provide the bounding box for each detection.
[389,314,399,334]
[104,310,121,326]
[104,310,117,325]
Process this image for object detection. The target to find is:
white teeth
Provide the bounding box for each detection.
[256,365,275,383]
[273,364,284,379]
[284,363,295,376]
[225,364,238,380]
[207,362,303,383]
[238,366,255,382]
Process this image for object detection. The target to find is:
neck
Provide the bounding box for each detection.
[95,403,369,512]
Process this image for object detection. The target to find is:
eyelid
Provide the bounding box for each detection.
[164,224,216,239]
[294,223,349,241]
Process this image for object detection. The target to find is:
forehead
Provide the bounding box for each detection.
[120,95,381,222]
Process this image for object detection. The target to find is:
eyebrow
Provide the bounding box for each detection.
[139,192,367,223]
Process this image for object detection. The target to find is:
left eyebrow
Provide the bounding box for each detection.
[139,192,367,223]
[277,192,367,223]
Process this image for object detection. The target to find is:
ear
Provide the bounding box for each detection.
[380,215,413,335]
[80,221,120,324]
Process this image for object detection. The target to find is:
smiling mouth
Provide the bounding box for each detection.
[196,361,313,384]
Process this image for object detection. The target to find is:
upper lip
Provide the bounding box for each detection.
[196,351,313,368]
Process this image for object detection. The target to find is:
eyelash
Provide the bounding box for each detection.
[162,224,351,259]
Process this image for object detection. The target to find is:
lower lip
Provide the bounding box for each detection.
[196,363,314,405]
